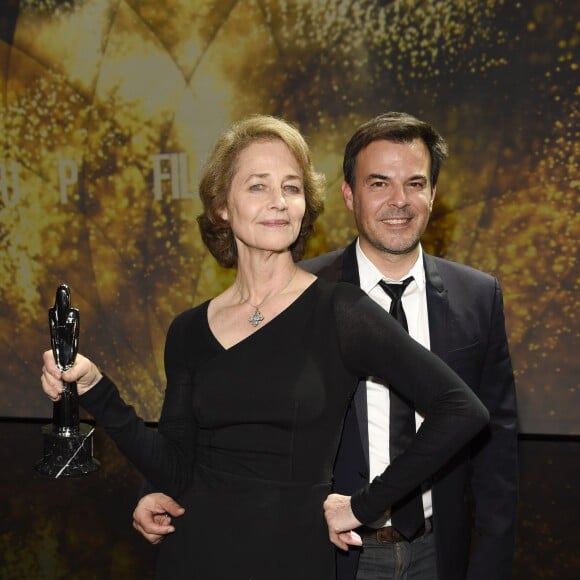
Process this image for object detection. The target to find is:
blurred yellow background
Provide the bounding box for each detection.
[0,0,578,433]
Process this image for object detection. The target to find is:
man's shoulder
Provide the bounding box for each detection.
[426,253,496,283]
[300,248,346,277]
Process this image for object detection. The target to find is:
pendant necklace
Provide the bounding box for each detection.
[238,267,298,327]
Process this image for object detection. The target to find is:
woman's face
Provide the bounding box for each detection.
[220,139,306,259]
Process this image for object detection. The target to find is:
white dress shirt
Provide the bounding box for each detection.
[355,239,433,526]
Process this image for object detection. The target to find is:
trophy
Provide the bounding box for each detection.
[35,284,99,477]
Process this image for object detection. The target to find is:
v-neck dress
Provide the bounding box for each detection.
[80,278,487,580]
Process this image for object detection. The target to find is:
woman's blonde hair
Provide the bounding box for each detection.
[197,115,325,268]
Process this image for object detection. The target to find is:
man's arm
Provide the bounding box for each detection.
[467,279,519,580]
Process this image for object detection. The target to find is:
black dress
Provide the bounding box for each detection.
[81,279,487,580]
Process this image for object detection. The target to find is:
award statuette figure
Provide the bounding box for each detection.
[35,284,99,478]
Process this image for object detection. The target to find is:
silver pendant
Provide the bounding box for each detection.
[248,308,264,327]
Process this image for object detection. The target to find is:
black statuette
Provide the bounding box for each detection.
[49,284,80,436]
[35,284,99,478]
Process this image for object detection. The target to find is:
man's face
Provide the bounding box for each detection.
[342,138,435,259]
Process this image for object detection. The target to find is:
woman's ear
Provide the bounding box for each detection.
[218,205,229,221]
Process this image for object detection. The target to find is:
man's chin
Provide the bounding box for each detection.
[370,238,420,256]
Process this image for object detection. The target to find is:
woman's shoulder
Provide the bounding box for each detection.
[168,300,211,333]
[312,276,367,302]
[310,278,392,336]
[305,277,373,325]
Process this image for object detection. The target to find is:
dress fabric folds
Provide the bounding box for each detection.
[80,278,486,579]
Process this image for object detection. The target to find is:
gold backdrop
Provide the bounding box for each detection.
[0,0,578,433]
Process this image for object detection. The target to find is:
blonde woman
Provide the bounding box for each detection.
[42,115,488,579]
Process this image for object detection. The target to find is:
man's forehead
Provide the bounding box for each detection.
[356,139,430,170]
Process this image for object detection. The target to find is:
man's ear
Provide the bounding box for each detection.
[429,186,437,212]
[342,181,354,211]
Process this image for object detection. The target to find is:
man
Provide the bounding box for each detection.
[132,112,518,580]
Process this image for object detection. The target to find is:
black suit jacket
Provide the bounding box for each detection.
[301,241,518,580]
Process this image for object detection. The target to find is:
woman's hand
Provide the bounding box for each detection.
[323,493,363,551]
[41,350,103,400]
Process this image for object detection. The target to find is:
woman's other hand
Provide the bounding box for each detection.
[41,350,103,400]
[323,493,363,551]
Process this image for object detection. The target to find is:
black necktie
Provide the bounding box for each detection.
[379,277,424,540]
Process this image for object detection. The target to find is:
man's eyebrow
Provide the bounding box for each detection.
[366,173,428,180]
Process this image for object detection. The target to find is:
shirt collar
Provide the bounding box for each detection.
[355,238,426,294]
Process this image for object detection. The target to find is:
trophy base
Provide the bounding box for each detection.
[35,422,100,478]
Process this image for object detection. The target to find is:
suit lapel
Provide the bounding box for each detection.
[423,253,449,360]
[338,240,369,468]
[338,240,360,286]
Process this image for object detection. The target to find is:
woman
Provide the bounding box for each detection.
[41,115,488,579]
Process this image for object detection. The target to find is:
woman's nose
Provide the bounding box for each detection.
[269,187,288,209]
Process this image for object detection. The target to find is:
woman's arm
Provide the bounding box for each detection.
[328,283,489,528]
[41,309,201,498]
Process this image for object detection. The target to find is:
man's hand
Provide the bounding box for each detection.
[132,493,185,544]
[323,493,363,551]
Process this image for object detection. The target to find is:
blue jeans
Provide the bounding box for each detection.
[355,523,437,580]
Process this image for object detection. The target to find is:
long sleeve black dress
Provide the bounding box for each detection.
[80,278,488,580]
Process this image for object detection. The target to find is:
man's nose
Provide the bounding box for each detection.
[388,184,408,206]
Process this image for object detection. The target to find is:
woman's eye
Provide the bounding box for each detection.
[284,184,301,194]
[249,183,265,191]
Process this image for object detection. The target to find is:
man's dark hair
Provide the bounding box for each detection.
[343,112,449,187]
